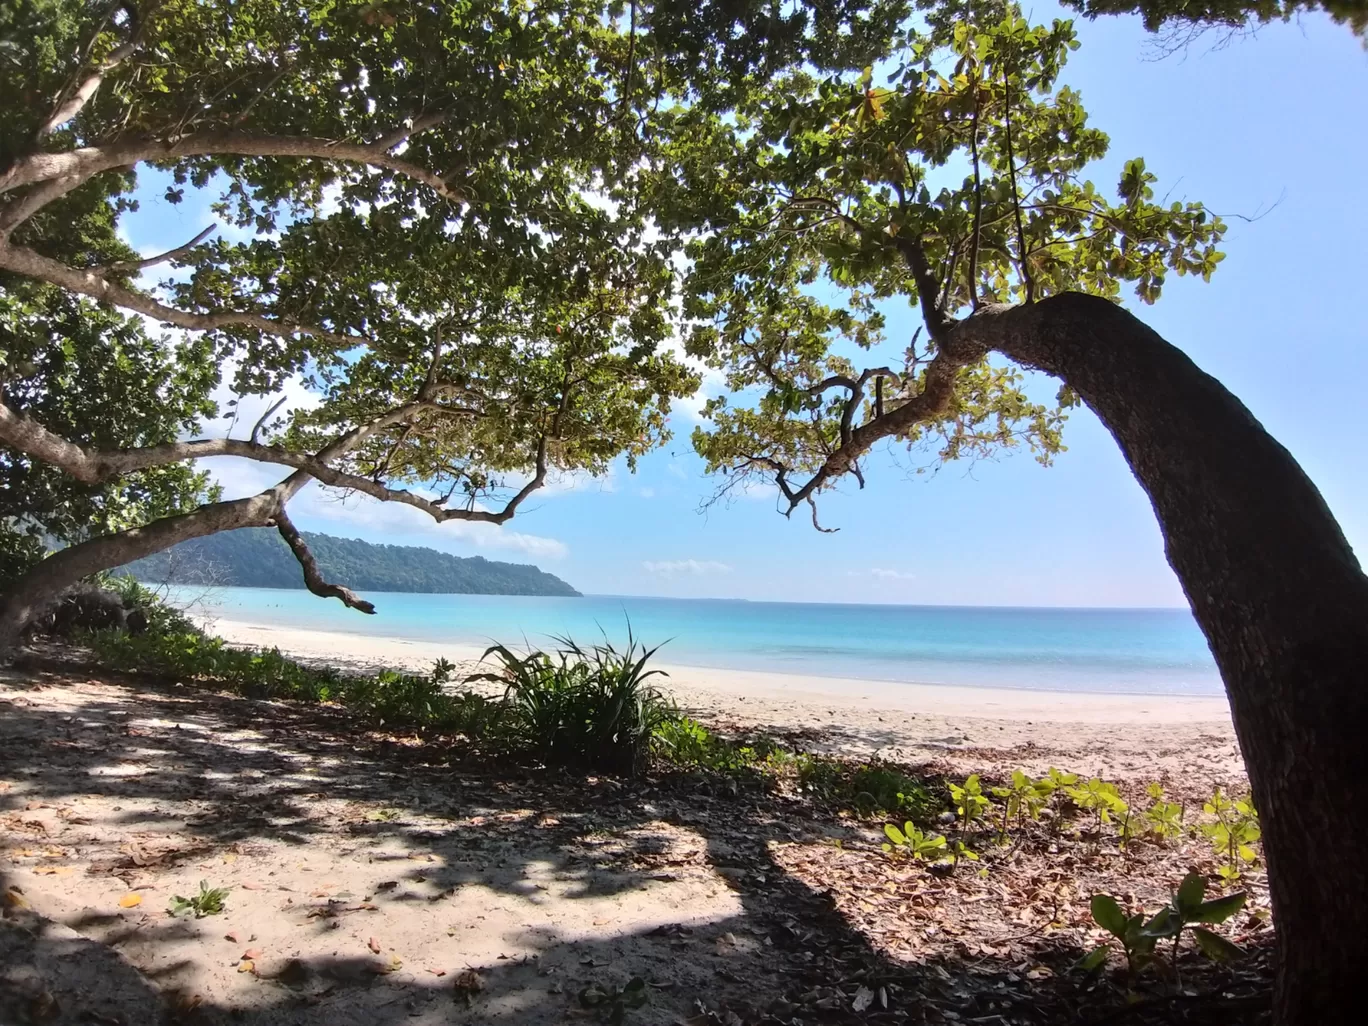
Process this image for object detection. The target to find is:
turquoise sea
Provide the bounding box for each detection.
[172,586,1224,697]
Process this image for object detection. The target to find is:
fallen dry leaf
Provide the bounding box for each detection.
[453,969,484,994]
[242,948,262,960]
[388,954,403,972]
[118,893,142,908]
[4,887,31,910]
[367,937,382,954]
[225,931,240,944]
[237,960,256,974]
[34,865,73,876]
[240,881,262,891]
[427,968,448,977]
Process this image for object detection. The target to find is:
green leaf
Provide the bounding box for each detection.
[884,823,907,845]
[1191,892,1247,925]
[1077,945,1110,971]
[1191,927,1244,962]
[1090,894,1127,937]
[1175,871,1206,915]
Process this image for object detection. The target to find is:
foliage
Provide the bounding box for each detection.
[1142,782,1186,842]
[169,881,229,919]
[124,527,579,597]
[1061,0,1367,38]
[1066,777,1130,835]
[0,283,218,585]
[883,821,949,859]
[949,773,992,832]
[2,0,721,613]
[1201,787,1261,883]
[656,0,1228,512]
[472,633,676,775]
[851,763,939,819]
[1082,872,1246,979]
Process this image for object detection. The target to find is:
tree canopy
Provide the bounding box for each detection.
[650,0,1224,522]
[1062,0,1366,39]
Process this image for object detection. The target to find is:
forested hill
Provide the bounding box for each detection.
[122,529,580,597]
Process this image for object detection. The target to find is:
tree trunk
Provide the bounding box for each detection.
[977,292,1368,1024]
[0,492,282,656]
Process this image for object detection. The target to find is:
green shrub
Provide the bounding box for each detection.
[472,633,675,775]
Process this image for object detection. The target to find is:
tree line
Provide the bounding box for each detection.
[125,527,580,597]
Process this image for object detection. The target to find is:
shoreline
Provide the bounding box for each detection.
[207,617,1233,728]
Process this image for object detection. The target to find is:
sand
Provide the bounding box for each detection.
[207,619,1243,783]
[1,624,1250,1024]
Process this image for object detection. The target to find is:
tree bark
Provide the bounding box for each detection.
[0,492,283,655]
[969,292,1368,1024]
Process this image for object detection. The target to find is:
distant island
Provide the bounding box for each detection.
[122,528,580,597]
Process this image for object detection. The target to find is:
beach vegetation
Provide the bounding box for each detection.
[949,773,992,835]
[1142,783,1187,843]
[168,881,230,919]
[1201,787,1261,884]
[883,821,950,860]
[1082,872,1247,983]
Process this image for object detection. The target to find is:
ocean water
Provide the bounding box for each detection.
[169,586,1224,697]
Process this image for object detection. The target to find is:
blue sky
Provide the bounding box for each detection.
[123,7,1368,608]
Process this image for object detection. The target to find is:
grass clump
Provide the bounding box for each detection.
[471,633,676,775]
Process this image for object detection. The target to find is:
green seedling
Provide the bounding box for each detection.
[1080,872,1246,985]
[169,880,229,918]
[1065,777,1129,839]
[882,822,948,860]
[991,769,1050,841]
[1201,788,1260,883]
[1143,783,1186,843]
[948,774,991,833]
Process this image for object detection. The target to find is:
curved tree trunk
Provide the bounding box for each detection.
[977,292,1368,1024]
[0,492,283,656]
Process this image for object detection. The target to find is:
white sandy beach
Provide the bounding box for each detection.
[208,618,1244,781]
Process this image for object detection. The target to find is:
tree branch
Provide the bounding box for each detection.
[272,508,376,614]
[0,394,545,526]
[0,131,466,200]
[967,83,984,311]
[94,224,216,274]
[0,239,357,344]
[1002,63,1034,304]
[36,1,149,141]
[249,394,288,444]
[372,112,448,152]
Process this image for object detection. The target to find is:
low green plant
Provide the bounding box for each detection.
[1143,783,1186,843]
[882,822,948,860]
[851,763,937,819]
[991,769,1050,841]
[1081,872,1246,982]
[1065,777,1129,838]
[169,880,229,918]
[1201,788,1260,883]
[948,774,991,833]
[472,631,675,774]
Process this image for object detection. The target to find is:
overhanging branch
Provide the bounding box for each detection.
[272,508,376,614]
[0,240,357,345]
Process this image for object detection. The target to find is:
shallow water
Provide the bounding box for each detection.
[170,586,1222,697]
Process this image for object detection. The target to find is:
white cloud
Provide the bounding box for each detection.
[637,487,655,499]
[642,559,732,576]
[666,462,688,480]
[848,567,916,581]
